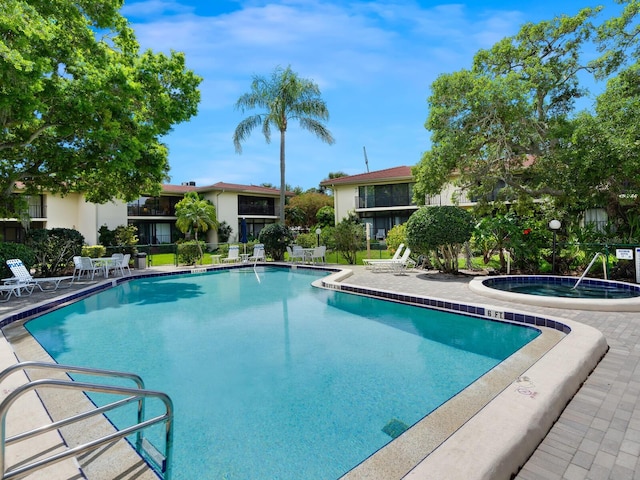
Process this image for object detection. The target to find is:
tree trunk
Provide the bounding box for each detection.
[279,129,286,223]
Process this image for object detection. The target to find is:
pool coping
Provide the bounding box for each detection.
[319,269,608,480]
[469,275,640,312]
[0,264,609,480]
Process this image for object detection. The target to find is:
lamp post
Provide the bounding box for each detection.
[549,219,561,274]
[315,228,322,247]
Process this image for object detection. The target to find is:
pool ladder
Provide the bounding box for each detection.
[0,361,174,480]
[573,252,608,289]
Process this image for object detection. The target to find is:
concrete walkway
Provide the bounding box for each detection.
[0,264,638,479]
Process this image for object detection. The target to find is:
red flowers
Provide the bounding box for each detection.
[523,228,532,235]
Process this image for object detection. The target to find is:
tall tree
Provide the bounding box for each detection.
[233,66,334,222]
[413,8,604,209]
[175,192,218,259]
[0,0,201,212]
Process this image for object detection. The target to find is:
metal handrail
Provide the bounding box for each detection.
[0,362,173,480]
[573,252,608,289]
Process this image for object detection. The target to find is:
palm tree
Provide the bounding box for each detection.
[175,192,218,260]
[233,65,335,222]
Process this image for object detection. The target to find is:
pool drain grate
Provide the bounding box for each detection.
[382,418,409,439]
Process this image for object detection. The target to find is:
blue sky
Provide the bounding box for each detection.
[121,0,623,191]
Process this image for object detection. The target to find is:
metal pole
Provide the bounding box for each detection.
[552,231,557,274]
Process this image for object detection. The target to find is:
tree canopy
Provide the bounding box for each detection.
[233,65,334,222]
[0,0,201,210]
[413,2,640,225]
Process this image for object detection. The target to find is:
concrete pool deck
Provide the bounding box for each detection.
[0,264,637,479]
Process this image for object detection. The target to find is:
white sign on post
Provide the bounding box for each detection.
[617,249,634,260]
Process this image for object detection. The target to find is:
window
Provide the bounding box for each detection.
[238,196,275,216]
[358,183,415,208]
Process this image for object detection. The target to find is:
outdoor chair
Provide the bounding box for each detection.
[249,244,265,262]
[4,258,74,292]
[370,247,413,273]
[109,253,131,276]
[362,244,404,269]
[223,246,241,263]
[0,283,30,302]
[76,257,104,280]
[288,245,305,263]
[310,246,326,264]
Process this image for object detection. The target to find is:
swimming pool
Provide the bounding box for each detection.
[24,267,540,479]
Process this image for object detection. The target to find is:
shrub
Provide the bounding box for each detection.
[217,221,232,243]
[26,228,84,276]
[385,224,407,255]
[259,224,294,261]
[294,232,316,248]
[406,206,474,273]
[316,206,335,227]
[0,242,36,279]
[178,241,205,265]
[82,245,107,258]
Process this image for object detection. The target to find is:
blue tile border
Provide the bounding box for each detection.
[326,280,571,335]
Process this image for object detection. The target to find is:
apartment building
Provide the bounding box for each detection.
[2,182,286,246]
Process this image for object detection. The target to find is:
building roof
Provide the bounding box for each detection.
[161,182,288,196]
[319,166,413,186]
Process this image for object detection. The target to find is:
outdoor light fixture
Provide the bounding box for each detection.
[315,228,322,247]
[549,219,561,274]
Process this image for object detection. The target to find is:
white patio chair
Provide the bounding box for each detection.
[249,244,265,262]
[362,244,405,269]
[289,245,305,263]
[310,246,326,264]
[223,245,241,263]
[76,257,104,280]
[4,258,73,292]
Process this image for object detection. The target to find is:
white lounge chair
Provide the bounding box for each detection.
[0,283,29,302]
[4,258,74,291]
[363,244,404,269]
[223,245,241,263]
[249,244,265,262]
[370,247,414,273]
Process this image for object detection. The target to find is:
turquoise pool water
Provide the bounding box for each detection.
[25,267,540,479]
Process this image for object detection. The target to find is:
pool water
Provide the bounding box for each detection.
[484,276,640,299]
[25,267,539,479]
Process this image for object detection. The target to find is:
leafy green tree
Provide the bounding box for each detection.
[233,65,335,222]
[316,206,335,228]
[332,212,365,264]
[413,7,611,211]
[175,192,218,260]
[406,207,474,273]
[0,0,201,212]
[258,223,294,261]
[285,192,333,229]
[99,224,139,254]
[26,228,84,276]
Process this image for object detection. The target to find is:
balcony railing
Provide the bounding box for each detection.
[127,206,175,216]
[355,196,416,209]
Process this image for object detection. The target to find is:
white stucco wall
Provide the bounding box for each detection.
[44,194,127,245]
[332,185,358,224]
